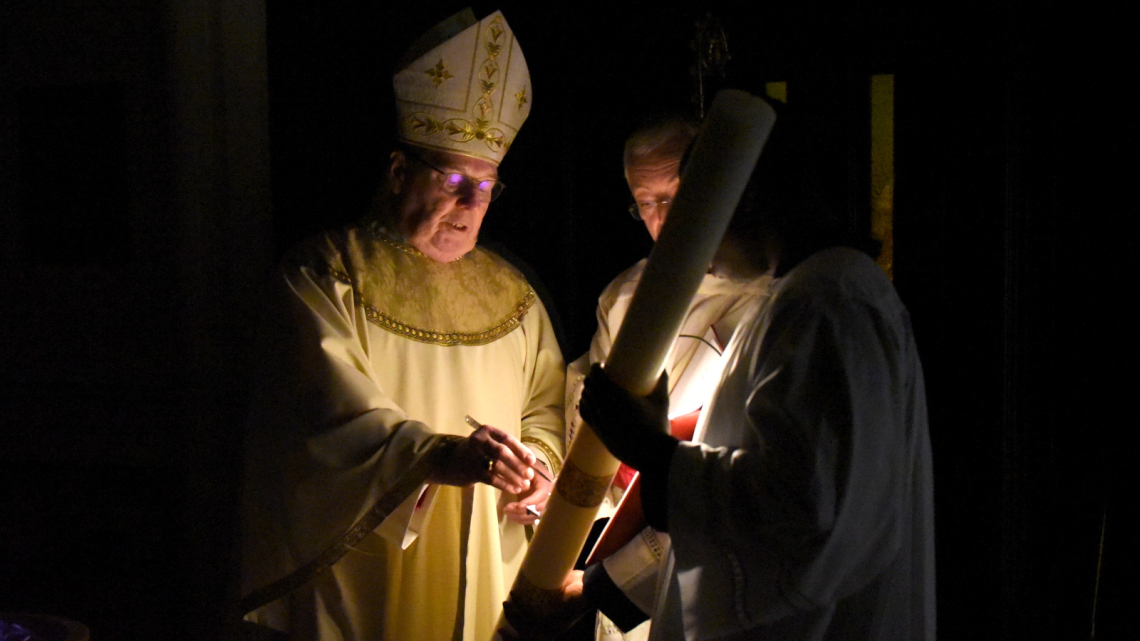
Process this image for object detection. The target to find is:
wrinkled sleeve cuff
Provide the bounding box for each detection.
[601,527,670,614]
[375,483,437,549]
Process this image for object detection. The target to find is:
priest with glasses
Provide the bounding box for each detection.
[240,9,565,641]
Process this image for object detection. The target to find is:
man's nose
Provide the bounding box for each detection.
[454,185,479,206]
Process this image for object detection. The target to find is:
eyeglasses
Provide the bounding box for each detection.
[628,198,672,220]
[407,152,505,202]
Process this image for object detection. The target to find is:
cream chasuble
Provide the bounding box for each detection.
[241,223,565,641]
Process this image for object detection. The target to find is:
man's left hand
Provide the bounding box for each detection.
[503,459,553,525]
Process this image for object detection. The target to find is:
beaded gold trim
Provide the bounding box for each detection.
[361,290,534,347]
[554,459,612,508]
[521,437,562,478]
[320,238,536,347]
[363,223,426,257]
[327,267,352,285]
[238,434,463,615]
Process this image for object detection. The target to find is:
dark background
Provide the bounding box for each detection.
[0,1,1127,639]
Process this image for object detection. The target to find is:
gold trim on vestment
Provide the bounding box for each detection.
[521,436,562,478]
[238,434,463,615]
[365,226,427,257]
[361,291,534,346]
[305,223,536,347]
[553,458,612,508]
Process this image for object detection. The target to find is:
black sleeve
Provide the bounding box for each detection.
[582,562,651,632]
[639,439,677,532]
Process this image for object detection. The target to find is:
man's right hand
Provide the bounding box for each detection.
[429,423,537,494]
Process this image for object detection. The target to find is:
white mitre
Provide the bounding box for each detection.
[393,8,531,166]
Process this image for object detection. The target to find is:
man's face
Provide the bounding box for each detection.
[626,150,682,242]
[389,148,499,263]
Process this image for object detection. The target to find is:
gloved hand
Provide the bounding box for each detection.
[579,363,675,473]
[500,570,587,640]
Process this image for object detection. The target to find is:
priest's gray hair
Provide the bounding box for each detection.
[623,116,699,180]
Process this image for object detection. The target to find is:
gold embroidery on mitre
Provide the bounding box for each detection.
[425,58,454,87]
[404,14,511,155]
[393,10,529,165]
[408,113,506,151]
[303,225,535,347]
[475,15,504,120]
[555,459,612,508]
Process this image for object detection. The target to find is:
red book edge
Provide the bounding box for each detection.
[584,408,701,566]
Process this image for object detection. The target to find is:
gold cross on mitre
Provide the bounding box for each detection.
[425,59,453,87]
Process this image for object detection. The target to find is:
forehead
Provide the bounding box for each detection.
[422,148,499,179]
[627,152,681,193]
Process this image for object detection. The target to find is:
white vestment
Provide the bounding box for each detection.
[241,223,565,641]
[566,258,770,639]
[650,247,935,641]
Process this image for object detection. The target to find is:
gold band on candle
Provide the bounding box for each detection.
[554,459,613,508]
[509,572,565,611]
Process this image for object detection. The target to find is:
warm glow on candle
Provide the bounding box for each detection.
[498,89,777,638]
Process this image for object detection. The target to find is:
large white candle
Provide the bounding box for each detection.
[499,89,777,635]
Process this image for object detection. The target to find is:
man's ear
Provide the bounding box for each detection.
[388,150,408,195]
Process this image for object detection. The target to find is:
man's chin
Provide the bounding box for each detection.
[420,235,475,263]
